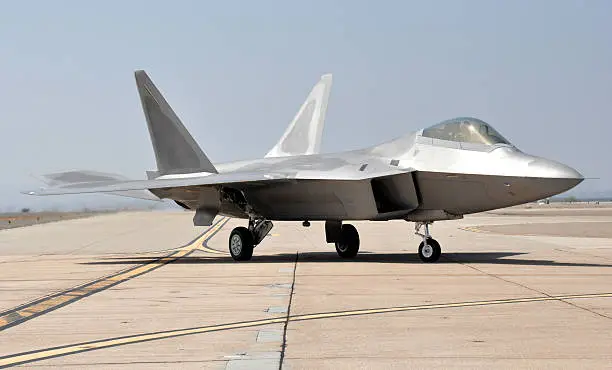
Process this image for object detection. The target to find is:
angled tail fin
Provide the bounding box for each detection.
[135,70,217,176]
[265,74,332,158]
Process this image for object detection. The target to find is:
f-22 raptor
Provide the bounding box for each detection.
[26,71,583,262]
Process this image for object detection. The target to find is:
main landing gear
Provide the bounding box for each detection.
[325,221,360,258]
[229,218,273,261]
[335,224,360,258]
[415,222,441,263]
[228,218,441,263]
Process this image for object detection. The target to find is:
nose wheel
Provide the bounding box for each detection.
[415,222,441,263]
[418,237,441,262]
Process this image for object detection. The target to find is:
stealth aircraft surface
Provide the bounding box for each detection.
[25,71,583,262]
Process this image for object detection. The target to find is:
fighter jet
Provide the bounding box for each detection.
[24,71,583,262]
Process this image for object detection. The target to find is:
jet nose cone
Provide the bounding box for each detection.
[528,158,583,180]
[527,158,584,196]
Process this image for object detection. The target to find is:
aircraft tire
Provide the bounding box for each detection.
[335,224,360,258]
[229,227,254,261]
[418,238,441,263]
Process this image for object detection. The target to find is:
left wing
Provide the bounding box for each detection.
[24,171,292,196]
[34,170,161,201]
[24,165,414,197]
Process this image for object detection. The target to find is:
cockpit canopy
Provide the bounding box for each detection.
[421,117,510,146]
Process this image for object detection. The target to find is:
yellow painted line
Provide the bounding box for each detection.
[1,292,610,368]
[292,292,612,321]
[460,226,486,233]
[0,217,229,332]
[0,317,286,368]
[162,221,229,255]
[198,222,230,255]
[199,245,229,255]
[195,220,229,255]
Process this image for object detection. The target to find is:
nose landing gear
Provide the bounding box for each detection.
[415,222,441,263]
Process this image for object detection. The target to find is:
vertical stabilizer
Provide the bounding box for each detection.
[135,70,217,175]
[265,74,332,157]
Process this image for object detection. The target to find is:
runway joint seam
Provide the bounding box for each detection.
[279,252,298,370]
[445,253,611,320]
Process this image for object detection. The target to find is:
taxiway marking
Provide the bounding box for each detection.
[459,226,487,233]
[459,225,551,237]
[1,292,610,368]
[0,217,229,332]
[199,243,230,255]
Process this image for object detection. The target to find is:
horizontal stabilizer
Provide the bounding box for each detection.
[36,170,161,201]
[265,74,332,158]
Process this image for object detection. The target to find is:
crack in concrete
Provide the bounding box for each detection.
[279,252,298,370]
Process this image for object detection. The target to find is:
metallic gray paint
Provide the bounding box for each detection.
[265,74,332,157]
[36,170,161,201]
[135,70,217,175]
[24,71,583,226]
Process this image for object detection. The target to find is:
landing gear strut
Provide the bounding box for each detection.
[415,222,441,263]
[228,217,273,261]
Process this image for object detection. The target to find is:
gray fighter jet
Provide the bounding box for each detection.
[25,71,583,262]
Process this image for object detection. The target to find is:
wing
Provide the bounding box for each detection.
[34,170,162,201]
[23,171,292,196]
[24,164,414,197]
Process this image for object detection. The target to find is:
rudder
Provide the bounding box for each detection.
[265,74,332,158]
[135,70,217,175]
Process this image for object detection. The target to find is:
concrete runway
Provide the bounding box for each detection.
[0,212,99,231]
[0,206,611,369]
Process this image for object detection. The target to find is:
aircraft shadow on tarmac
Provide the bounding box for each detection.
[81,251,612,268]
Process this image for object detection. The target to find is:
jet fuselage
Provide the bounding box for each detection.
[154,118,582,222]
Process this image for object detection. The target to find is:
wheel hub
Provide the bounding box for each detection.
[422,244,433,258]
[230,234,243,255]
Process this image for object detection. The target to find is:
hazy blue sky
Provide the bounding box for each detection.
[1,0,611,211]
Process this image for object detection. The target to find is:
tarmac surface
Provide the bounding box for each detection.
[0,212,102,231]
[0,205,611,369]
